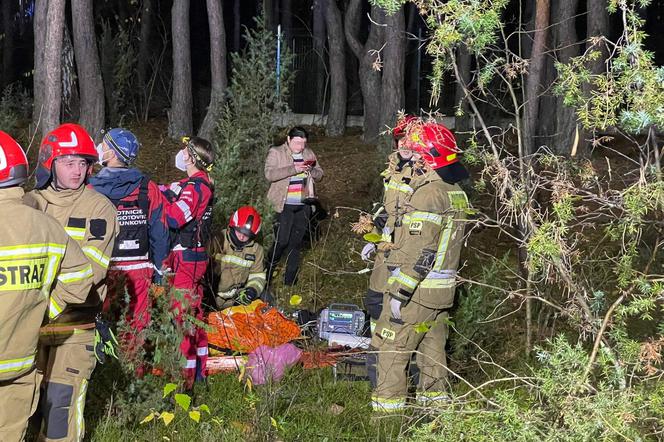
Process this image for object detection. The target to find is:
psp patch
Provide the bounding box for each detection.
[244,254,256,261]
[409,220,423,235]
[380,328,396,341]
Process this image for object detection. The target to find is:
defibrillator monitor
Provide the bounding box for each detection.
[318,304,365,340]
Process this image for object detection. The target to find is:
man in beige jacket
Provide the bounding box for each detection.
[25,123,118,442]
[264,127,323,286]
[0,131,93,442]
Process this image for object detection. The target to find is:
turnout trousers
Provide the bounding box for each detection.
[371,292,450,412]
[0,368,40,442]
[37,328,97,441]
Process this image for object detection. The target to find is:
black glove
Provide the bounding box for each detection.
[373,213,388,231]
[94,315,119,364]
[237,287,259,305]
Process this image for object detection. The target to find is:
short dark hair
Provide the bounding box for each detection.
[288,126,308,140]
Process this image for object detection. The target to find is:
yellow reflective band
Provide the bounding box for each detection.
[0,243,65,259]
[221,255,252,268]
[82,246,110,268]
[0,256,50,291]
[371,396,406,412]
[0,354,35,374]
[396,271,418,290]
[65,227,85,241]
[446,153,457,162]
[447,190,469,210]
[248,272,266,281]
[433,216,454,271]
[386,180,414,194]
[57,264,93,283]
[407,211,443,226]
[76,378,88,441]
[49,297,64,319]
[419,278,456,289]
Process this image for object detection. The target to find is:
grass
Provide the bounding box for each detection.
[88,364,411,441]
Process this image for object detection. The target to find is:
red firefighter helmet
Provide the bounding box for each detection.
[0,131,29,188]
[229,206,262,239]
[392,115,418,140]
[36,123,97,188]
[404,123,459,170]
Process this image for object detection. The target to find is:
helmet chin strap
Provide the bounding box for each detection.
[229,228,248,250]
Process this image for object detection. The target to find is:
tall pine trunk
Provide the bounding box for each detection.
[72,0,105,140]
[198,0,228,141]
[137,0,153,92]
[345,1,384,141]
[169,0,193,138]
[325,0,346,136]
[380,6,405,132]
[42,0,66,135]
[522,0,550,156]
[551,0,579,154]
[33,0,48,131]
[2,0,14,88]
[233,0,241,52]
[313,0,327,116]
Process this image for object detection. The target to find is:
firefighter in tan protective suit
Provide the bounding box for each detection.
[361,116,416,387]
[0,131,93,442]
[371,121,470,412]
[215,206,267,309]
[25,123,118,441]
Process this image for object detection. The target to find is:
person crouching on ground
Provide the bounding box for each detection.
[215,206,267,309]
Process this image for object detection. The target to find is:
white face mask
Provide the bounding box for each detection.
[96,143,110,166]
[175,150,188,171]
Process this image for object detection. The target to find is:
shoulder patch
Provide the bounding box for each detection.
[89,219,107,241]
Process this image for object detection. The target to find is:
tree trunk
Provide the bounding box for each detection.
[380,6,405,132]
[587,0,609,75]
[2,0,14,88]
[233,0,241,52]
[72,0,105,140]
[579,0,610,157]
[281,0,292,43]
[454,44,473,145]
[325,0,346,136]
[345,1,384,141]
[313,0,327,115]
[263,0,274,31]
[522,0,550,156]
[551,0,579,155]
[33,0,48,129]
[169,0,193,138]
[137,0,153,92]
[198,0,228,141]
[42,0,66,135]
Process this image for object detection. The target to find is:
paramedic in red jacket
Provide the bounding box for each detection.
[160,136,215,388]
